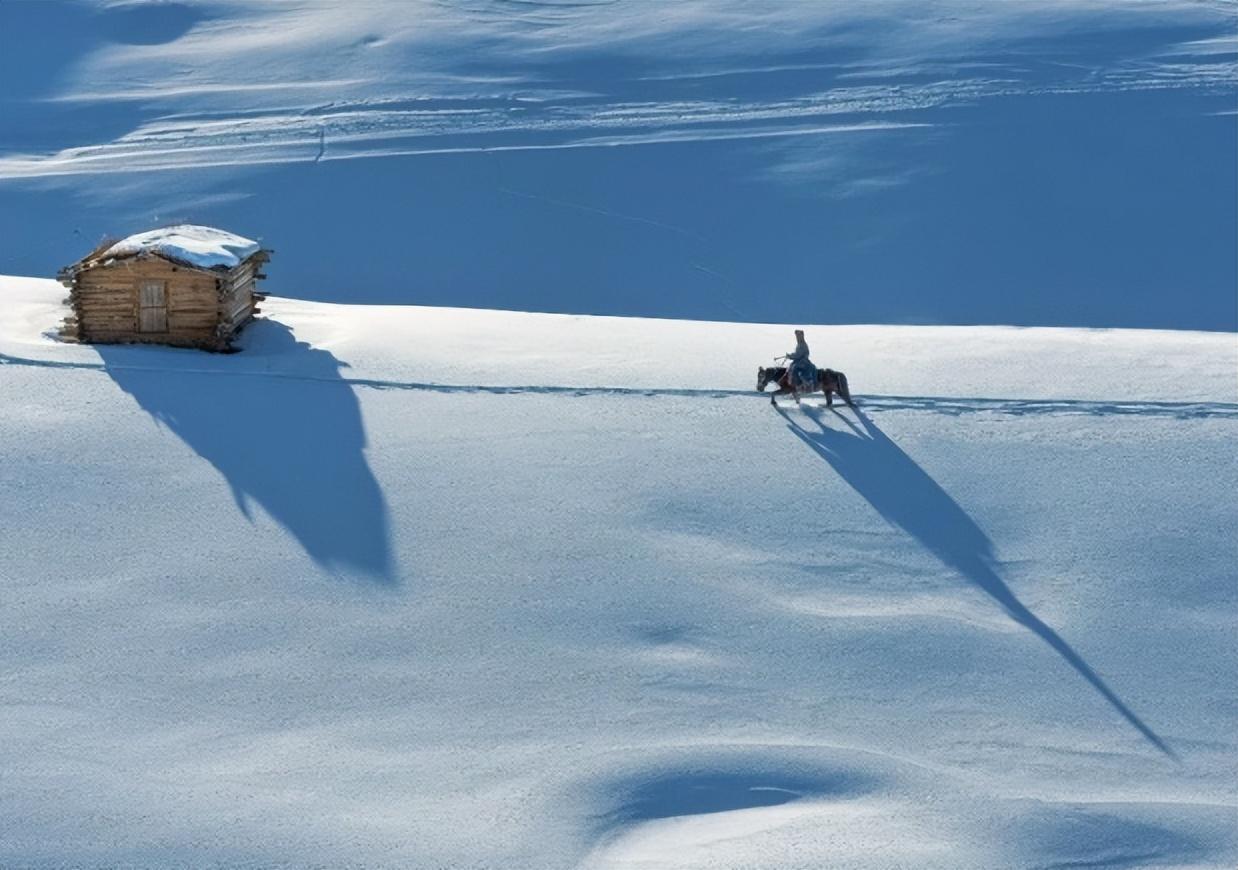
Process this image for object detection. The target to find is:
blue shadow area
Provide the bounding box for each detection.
[615,772,809,822]
[603,764,871,827]
[98,321,395,583]
[1018,807,1206,868]
[782,405,1175,759]
[0,12,1232,329]
[0,1,209,151]
[4,85,1231,330]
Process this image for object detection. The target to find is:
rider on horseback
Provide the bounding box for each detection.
[758,329,851,407]
[783,329,817,393]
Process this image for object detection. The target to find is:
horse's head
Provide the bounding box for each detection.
[757,366,787,392]
[756,366,771,392]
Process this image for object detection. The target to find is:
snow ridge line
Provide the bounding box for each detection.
[2,351,1235,419]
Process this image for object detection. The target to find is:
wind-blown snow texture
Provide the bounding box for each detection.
[2,277,1236,868]
[1,0,1235,328]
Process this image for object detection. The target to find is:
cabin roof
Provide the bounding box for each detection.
[62,225,264,278]
[101,225,261,270]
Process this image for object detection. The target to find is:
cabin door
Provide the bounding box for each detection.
[138,281,168,333]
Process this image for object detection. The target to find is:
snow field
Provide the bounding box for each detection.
[1,277,1236,867]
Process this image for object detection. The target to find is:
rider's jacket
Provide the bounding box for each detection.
[787,336,816,387]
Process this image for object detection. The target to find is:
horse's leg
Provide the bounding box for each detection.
[839,372,855,408]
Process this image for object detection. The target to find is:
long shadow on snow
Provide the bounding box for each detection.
[781,405,1175,759]
[99,321,395,583]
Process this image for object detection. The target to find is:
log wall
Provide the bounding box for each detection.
[217,259,258,336]
[65,252,267,351]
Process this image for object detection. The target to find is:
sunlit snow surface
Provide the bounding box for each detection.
[0,0,1235,328]
[1,277,1236,868]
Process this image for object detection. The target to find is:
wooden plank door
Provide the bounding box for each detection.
[138,281,167,333]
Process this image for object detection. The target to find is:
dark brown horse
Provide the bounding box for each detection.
[757,366,854,407]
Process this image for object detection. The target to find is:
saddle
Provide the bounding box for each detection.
[789,362,818,392]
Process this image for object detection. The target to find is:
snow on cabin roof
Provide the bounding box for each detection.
[100,225,262,271]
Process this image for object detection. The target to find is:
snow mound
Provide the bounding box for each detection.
[101,224,260,270]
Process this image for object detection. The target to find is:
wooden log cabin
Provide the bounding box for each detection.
[58,225,270,351]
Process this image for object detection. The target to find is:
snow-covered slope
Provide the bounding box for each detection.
[2,276,1236,868]
[2,1,1234,328]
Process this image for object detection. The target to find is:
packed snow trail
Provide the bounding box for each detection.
[3,347,1235,419]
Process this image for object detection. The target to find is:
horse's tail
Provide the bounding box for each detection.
[837,371,854,406]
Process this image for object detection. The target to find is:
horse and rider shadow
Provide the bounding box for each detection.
[97,320,395,584]
[780,404,1176,760]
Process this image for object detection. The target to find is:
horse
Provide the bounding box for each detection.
[757,365,854,408]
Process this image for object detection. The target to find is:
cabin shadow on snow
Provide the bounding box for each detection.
[98,321,395,583]
[782,406,1175,759]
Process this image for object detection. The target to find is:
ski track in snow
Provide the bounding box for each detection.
[1,1,1233,179]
